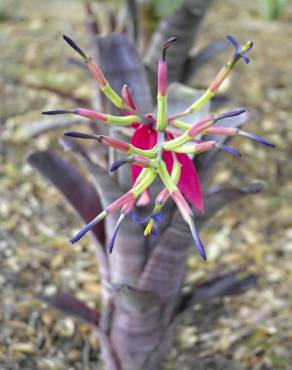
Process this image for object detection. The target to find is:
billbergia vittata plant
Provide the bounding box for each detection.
[29,33,274,370]
[43,35,272,259]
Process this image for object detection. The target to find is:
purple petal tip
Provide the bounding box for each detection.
[70,230,86,244]
[110,158,127,172]
[242,55,250,64]
[42,110,71,115]
[64,132,98,140]
[162,37,178,59]
[108,217,124,254]
[70,215,103,243]
[189,221,207,260]
[217,109,246,121]
[63,35,88,60]
[131,212,150,224]
[226,35,239,48]
[152,211,164,223]
[218,144,242,157]
[239,130,275,148]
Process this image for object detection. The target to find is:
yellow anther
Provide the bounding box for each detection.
[144,219,154,236]
[241,40,253,52]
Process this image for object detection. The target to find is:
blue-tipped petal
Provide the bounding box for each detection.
[63,35,88,61]
[108,215,125,254]
[241,55,250,64]
[70,213,105,243]
[226,35,253,63]
[110,158,127,172]
[151,223,159,236]
[226,35,239,48]
[238,130,275,147]
[152,211,164,223]
[64,132,98,140]
[217,143,242,157]
[216,109,246,122]
[70,223,93,243]
[42,109,73,115]
[131,212,150,224]
[189,221,207,260]
[131,211,164,236]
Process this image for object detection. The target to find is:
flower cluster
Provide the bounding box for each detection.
[43,35,274,260]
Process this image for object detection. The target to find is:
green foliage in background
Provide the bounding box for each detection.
[257,0,287,20]
[0,0,7,20]
[153,0,185,18]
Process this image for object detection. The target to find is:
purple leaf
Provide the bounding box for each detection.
[144,0,213,96]
[178,270,258,313]
[27,150,105,245]
[195,183,264,230]
[42,293,100,326]
[183,39,230,82]
[96,33,152,114]
[84,1,100,37]
[139,183,262,306]
[18,116,81,139]
[125,0,138,42]
[112,283,160,312]
[60,136,124,207]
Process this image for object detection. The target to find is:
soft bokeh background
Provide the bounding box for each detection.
[1,0,292,369]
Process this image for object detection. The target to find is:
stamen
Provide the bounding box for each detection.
[144,220,154,236]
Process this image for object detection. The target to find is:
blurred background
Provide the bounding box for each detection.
[0,0,292,369]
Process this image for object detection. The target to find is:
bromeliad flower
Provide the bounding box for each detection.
[131,211,164,237]
[227,35,253,64]
[43,35,274,260]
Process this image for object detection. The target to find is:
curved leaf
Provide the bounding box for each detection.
[182,39,229,83]
[27,150,105,245]
[43,293,100,327]
[177,269,258,313]
[144,0,213,96]
[96,33,152,114]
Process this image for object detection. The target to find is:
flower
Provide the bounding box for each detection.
[226,35,253,64]
[130,125,204,210]
[131,211,164,236]
[44,35,274,260]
